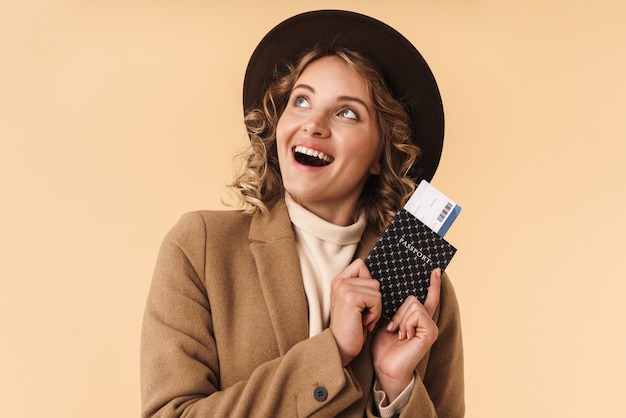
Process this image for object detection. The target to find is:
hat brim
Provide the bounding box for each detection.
[243,10,444,182]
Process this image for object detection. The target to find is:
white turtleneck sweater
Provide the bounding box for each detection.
[284,194,414,417]
[284,193,366,337]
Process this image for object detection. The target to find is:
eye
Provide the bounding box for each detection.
[338,108,359,120]
[293,96,310,108]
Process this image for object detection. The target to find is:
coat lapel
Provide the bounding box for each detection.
[249,200,309,355]
[248,200,382,356]
[355,228,378,261]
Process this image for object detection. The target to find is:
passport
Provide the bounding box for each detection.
[365,181,460,320]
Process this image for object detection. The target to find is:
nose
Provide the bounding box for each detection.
[302,113,330,138]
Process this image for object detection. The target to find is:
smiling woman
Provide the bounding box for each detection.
[237,47,421,233]
[140,10,464,418]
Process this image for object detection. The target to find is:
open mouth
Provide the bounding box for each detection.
[293,145,334,167]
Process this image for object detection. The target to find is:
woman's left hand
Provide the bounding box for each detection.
[370,268,442,404]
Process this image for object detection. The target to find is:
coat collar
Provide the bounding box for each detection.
[248,199,310,354]
[355,227,378,261]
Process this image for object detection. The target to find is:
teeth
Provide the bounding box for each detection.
[294,145,334,163]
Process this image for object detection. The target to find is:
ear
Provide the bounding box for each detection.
[369,158,382,175]
[369,136,383,175]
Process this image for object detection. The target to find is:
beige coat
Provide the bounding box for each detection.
[140,200,464,417]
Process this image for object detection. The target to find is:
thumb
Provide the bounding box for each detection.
[423,268,441,317]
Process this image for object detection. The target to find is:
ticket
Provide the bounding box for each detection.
[403,180,462,237]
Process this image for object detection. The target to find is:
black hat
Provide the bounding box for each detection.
[243,10,444,182]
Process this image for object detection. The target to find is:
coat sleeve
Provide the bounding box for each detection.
[364,272,465,418]
[140,212,366,418]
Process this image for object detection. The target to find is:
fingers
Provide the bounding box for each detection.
[390,297,439,342]
[390,296,424,339]
[386,268,442,338]
[341,258,373,279]
[330,259,382,365]
[334,260,381,330]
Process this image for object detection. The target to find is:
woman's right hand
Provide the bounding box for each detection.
[329,259,382,367]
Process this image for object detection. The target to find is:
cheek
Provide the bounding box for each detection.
[275,115,290,147]
[364,133,383,175]
[274,118,290,166]
[353,128,382,158]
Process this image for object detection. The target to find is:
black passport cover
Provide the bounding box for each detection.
[365,208,457,320]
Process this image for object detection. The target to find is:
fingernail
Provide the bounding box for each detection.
[435,267,441,277]
[398,330,403,340]
[386,321,395,331]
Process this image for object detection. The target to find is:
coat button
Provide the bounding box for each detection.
[313,386,328,402]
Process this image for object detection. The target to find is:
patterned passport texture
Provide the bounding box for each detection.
[365,208,457,320]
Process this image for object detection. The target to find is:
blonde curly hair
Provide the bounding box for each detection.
[229,46,421,234]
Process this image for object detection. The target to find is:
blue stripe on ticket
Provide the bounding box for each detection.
[437,204,462,237]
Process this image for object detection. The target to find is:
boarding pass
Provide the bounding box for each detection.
[403,180,462,237]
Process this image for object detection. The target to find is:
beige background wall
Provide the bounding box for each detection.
[1,1,624,417]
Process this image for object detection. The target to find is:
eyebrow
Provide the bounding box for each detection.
[292,83,372,115]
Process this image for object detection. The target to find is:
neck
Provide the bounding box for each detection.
[286,193,357,226]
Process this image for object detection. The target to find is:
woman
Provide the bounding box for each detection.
[141,10,464,417]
